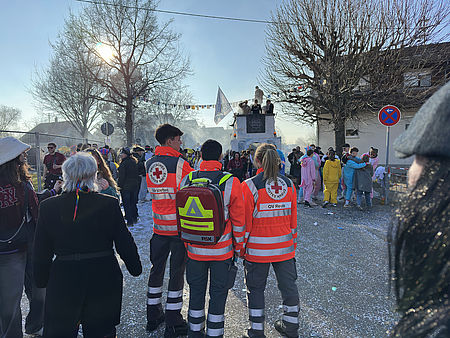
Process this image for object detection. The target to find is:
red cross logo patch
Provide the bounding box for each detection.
[148,162,168,185]
[265,177,288,200]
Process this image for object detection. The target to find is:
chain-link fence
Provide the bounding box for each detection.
[1,130,102,191]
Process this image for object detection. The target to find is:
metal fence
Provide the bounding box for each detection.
[1,130,102,191]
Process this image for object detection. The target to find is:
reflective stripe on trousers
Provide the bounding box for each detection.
[166,289,183,311]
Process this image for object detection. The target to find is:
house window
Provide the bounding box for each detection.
[404,70,431,88]
[405,123,410,130]
[346,129,359,138]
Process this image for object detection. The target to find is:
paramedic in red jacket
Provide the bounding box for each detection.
[179,139,245,338]
[241,143,299,338]
[145,124,193,337]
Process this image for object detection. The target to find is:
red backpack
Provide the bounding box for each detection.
[176,171,232,245]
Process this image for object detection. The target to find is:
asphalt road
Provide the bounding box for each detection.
[22,199,398,337]
[116,200,397,338]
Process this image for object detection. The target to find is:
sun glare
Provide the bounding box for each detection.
[95,42,115,62]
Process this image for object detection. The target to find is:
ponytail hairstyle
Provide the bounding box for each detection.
[255,143,280,182]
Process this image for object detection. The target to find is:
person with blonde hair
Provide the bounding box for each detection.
[241,143,299,338]
[33,152,142,337]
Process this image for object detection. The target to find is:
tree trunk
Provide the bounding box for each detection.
[334,116,346,158]
[125,98,133,146]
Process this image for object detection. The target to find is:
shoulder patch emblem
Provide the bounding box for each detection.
[265,177,288,200]
[148,162,168,185]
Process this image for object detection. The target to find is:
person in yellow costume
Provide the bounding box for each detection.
[322,149,341,207]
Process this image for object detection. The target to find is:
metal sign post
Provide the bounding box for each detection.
[384,126,390,204]
[378,105,401,205]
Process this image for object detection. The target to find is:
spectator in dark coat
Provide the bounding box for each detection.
[33,152,142,338]
[118,147,140,226]
[353,154,374,209]
[227,152,244,181]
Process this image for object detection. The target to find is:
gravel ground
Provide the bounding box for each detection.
[22,197,398,337]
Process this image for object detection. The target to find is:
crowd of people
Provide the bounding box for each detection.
[286,144,383,210]
[0,81,448,338]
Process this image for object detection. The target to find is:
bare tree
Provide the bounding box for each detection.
[262,0,449,154]
[0,105,22,131]
[100,83,195,145]
[73,0,191,145]
[32,15,105,138]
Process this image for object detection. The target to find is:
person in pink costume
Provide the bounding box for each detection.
[300,149,316,207]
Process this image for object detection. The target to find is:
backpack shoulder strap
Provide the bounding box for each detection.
[219,172,233,186]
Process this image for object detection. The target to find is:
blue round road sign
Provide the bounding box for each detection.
[378,105,401,127]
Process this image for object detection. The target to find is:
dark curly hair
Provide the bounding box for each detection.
[388,157,450,337]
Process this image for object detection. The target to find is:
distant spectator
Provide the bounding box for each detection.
[85,148,119,198]
[322,150,341,207]
[118,147,140,226]
[43,142,66,189]
[300,149,316,207]
[227,152,244,181]
[92,143,98,149]
[144,145,154,161]
[99,147,118,181]
[353,154,373,210]
[342,147,366,207]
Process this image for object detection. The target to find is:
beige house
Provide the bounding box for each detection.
[318,42,450,167]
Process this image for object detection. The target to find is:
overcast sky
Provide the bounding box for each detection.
[0,0,315,144]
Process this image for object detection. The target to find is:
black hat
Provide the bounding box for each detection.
[120,147,131,155]
[394,81,450,159]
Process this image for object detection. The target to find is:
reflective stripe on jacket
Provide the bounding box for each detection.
[242,168,297,263]
[181,161,245,261]
[146,146,193,236]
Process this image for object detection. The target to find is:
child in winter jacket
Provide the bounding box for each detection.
[322,150,341,207]
[342,147,366,207]
[300,149,316,207]
[354,154,374,209]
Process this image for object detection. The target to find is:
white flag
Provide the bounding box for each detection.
[214,87,233,124]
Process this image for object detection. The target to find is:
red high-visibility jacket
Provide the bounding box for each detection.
[146,146,193,236]
[241,168,297,263]
[180,161,245,261]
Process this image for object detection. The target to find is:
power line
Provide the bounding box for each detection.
[74,0,276,24]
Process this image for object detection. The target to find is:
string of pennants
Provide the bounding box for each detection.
[134,85,304,111]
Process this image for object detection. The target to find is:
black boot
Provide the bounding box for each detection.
[146,315,164,332]
[164,320,188,337]
[274,319,298,338]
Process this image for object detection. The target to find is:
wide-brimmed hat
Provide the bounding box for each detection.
[0,137,31,166]
[394,81,450,159]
